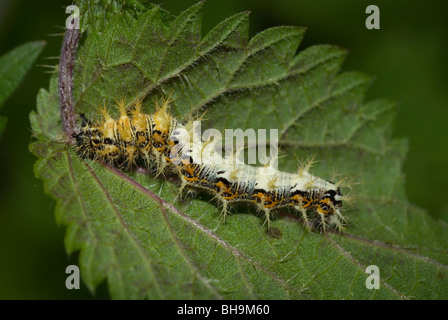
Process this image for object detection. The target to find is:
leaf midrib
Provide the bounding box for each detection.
[101,155,310,298]
[81,159,166,298]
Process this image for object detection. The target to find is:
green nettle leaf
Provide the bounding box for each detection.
[30,2,447,299]
[0,41,45,136]
[76,0,156,33]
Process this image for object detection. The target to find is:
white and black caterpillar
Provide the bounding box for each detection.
[73,98,349,232]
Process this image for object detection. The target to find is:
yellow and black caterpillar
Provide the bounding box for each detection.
[73,98,348,232]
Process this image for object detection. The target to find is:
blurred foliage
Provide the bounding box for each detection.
[0,0,447,299]
[0,41,45,138]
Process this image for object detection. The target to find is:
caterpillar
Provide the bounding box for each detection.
[73,97,348,232]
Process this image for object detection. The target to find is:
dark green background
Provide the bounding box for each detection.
[0,0,446,299]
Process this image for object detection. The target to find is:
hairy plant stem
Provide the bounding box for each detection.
[58,28,80,143]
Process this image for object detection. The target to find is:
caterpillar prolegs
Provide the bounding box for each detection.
[73,98,349,232]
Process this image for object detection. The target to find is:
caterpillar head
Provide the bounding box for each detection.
[73,114,120,163]
[72,114,101,157]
